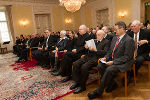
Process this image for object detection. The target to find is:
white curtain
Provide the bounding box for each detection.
[0,10,11,43]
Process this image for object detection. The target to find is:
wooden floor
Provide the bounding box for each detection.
[59,65,150,100]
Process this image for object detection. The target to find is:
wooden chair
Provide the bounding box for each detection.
[49,50,65,68]
[143,53,150,80]
[116,52,137,96]
[95,55,136,96]
[0,43,7,54]
[117,64,136,96]
[28,42,40,60]
[80,55,101,84]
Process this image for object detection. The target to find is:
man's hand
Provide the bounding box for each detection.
[89,47,97,51]
[52,50,57,53]
[45,47,48,51]
[26,45,29,48]
[101,57,106,61]
[84,44,88,49]
[64,50,67,53]
[138,40,148,46]
[55,47,58,51]
[106,61,114,66]
[38,47,42,50]
[72,49,77,53]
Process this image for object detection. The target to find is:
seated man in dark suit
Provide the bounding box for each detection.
[33,30,58,68]
[128,20,150,75]
[87,21,135,99]
[71,30,110,94]
[32,32,47,66]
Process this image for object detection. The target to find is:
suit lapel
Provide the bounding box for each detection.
[114,34,127,51]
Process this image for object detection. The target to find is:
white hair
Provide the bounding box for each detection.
[79,25,87,30]
[60,30,66,35]
[132,20,141,26]
[97,30,105,35]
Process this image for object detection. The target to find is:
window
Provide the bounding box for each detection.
[0,8,11,42]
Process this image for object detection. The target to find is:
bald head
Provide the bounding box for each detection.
[79,25,87,35]
[102,26,110,33]
[96,30,105,40]
[132,20,141,34]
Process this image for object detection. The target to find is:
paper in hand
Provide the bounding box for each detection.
[100,60,106,64]
[85,39,97,51]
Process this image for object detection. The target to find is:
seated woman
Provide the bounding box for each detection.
[49,30,68,72]
[50,31,76,75]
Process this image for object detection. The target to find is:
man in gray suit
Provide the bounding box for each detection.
[87,21,135,99]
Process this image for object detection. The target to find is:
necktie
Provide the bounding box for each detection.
[112,37,120,58]
[46,36,49,47]
[134,34,138,57]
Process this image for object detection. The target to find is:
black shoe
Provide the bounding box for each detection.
[106,82,118,93]
[15,58,22,63]
[73,87,86,94]
[51,71,60,76]
[87,90,100,99]
[22,59,27,62]
[70,83,79,90]
[15,59,21,63]
[61,76,71,83]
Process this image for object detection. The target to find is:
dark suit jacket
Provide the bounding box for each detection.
[74,33,90,55]
[86,38,110,60]
[55,38,67,51]
[29,37,39,48]
[65,38,76,52]
[128,29,150,59]
[105,34,113,42]
[44,35,58,51]
[105,34,135,72]
[89,32,96,39]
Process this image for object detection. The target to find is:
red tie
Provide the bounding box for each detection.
[112,37,120,58]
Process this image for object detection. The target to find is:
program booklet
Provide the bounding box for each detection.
[85,39,97,51]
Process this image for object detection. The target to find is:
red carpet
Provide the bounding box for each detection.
[10,59,38,71]
[0,53,97,100]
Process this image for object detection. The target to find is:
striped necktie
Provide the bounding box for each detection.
[112,37,120,58]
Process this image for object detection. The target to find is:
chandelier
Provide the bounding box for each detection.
[59,0,86,12]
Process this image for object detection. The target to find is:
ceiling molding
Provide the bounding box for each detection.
[0,0,58,4]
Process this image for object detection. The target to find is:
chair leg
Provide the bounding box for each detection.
[124,72,127,96]
[97,71,101,85]
[148,64,150,81]
[133,64,136,85]
[29,48,32,60]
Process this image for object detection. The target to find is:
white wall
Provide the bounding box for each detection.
[132,0,141,22]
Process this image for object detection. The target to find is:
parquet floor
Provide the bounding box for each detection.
[60,65,150,100]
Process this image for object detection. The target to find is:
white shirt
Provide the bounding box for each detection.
[118,33,126,42]
[46,36,50,48]
[134,31,140,42]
